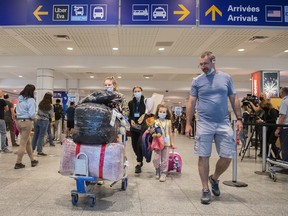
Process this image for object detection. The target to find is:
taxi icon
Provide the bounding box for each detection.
[153,7,166,19]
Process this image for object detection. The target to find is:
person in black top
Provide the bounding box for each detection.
[258,101,280,158]
[53,99,63,142]
[66,101,75,138]
[128,86,146,173]
[4,94,18,146]
[0,90,12,153]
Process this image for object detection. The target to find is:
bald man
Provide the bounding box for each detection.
[0,90,12,153]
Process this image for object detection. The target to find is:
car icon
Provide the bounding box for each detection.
[133,8,148,16]
[74,6,84,16]
[153,7,166,19]
[93,6,104,19]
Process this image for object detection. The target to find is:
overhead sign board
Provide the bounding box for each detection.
[121,0,196,26]
[0,0,118,26]
[199,0,288,27]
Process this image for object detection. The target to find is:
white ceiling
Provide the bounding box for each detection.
[0,27,288,104]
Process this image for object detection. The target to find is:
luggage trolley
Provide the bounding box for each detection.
[70,109,129,207]
[266,144,288,182]
[71,152,97,207]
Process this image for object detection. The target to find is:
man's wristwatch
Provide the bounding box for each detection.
[237,118,242,121]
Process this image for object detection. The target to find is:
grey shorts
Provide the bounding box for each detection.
[194,120,235,158]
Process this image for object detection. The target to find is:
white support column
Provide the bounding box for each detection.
[36,68,54,105]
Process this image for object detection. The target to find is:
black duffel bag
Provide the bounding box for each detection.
[79,90,122,108]
[72,103,120,144]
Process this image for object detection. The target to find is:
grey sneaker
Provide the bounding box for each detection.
[3,149,12,153]
[155,168,160,179]
[209,175,220,196]
[201,189,211,204]
[159,173,166,182]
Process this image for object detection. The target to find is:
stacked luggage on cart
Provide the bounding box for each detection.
[59,90,129,207]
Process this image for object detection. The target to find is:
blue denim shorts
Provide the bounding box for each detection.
[194,120,235,158]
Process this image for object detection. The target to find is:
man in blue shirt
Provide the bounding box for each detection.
[275,87,288,161]
[185,51,243,204]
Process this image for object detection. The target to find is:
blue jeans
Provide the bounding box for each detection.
[46,122,53,144]
[32,119,49,153]
[0,119,7,150]
[239,129,247,149]
[280,128,288,161]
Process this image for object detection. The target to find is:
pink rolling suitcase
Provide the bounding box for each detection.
[168,147,182,173]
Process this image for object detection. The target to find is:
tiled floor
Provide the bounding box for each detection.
[0,134,288,215]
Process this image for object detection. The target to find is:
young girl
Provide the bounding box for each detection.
[152,104,173,182]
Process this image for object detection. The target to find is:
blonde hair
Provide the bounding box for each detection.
[104,76,119,92]
[261,100,273,109]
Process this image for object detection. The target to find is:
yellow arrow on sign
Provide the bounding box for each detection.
[33,5,48,21]
[173,4,190,21]
[205,5,222,21]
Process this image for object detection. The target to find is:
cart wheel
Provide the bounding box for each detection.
[121,177,128,190]
[89,197,95,207]
[71,194,78,206]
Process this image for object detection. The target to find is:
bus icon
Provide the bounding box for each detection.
[93,6,104,19]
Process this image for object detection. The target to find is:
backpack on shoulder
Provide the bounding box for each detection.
[54,104,63,120]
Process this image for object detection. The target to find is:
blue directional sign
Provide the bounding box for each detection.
[199,0,288,27]
[0,0,118,26]
[121,0,196,26]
